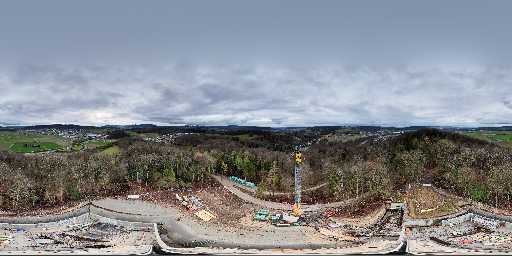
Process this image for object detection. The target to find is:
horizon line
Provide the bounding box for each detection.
[1,123,512,129]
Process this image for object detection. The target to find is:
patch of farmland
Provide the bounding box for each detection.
[0,131,68,153]
[462,131,512,147]
[9,142,63,153]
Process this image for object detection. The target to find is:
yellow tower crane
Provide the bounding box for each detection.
[292,148,303,216]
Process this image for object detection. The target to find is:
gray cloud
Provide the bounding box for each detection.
[1,1,512,126]
[1,64,511,126]
[2,1,512,67]
[12,65,89,88]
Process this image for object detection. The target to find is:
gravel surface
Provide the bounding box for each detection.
[92,197,361,249]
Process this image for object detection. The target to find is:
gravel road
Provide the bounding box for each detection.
[212,175,367,212]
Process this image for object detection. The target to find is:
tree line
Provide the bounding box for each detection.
[0,137,297,211]
[0,140,217,211]
[2,128,512,211]
[312,129,512,207]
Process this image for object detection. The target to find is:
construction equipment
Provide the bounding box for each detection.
[271,213,282,224]
[292,147,303,217]
[229,176,257,189]
[254,209,270,221]
[271,212,301,226]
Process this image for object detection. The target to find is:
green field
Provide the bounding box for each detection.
[0,131,69,153]
[126,131,142,137]
[101,145,121,155]
[462,131,512,146]
[84,140,113,149]
[234,134,257,141]
[83,140,121,155]
[9,142,63,153]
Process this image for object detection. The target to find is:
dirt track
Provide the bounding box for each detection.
[231,179,328,197]
[212,175,367,212]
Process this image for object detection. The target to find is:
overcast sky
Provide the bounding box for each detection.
[1,0,512,127]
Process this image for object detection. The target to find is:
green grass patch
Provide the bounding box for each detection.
[469,184,489,203]
[87,140,113,150]
[462,131,512,147]
[72,140,115,151]
[71,143,83,151]
[67,185,81,200]
[9,142,63,153]
[126,131,142,137]
[0,131,68,153]
[234,134,257,141]
[101,145,121,156]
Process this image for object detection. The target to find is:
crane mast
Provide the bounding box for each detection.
[292,148,303,216]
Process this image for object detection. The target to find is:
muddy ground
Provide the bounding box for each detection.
[406,186,461,219]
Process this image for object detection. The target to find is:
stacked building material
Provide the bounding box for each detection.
[175,193,216,222]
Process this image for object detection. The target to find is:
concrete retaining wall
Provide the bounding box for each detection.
[0,213,92,229]
[90,213,155,231]
[1,200,406,255]
[87,203,207,248]
[0,204,90,224]
[441,212,473,226]
[469,207,512,223]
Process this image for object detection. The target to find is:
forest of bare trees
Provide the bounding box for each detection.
[313,129,512,208]
[2,129,512,211]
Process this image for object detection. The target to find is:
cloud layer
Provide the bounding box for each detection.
[1,64,511,127]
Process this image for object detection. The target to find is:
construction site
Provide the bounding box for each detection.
[2,180,512,255]
[1,148,512,255]
[0,212,155,255]
[4,0,512,253]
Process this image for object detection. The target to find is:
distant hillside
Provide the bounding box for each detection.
[388,128,491,150]
[2,124,512,211]
[20,124,98,130]
[311,128,512,208]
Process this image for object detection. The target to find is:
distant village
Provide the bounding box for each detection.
[24,128,109,140]
[142,132,194,144]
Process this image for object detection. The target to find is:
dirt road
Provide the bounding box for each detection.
[212,175,366,212]
[231,180,328,197]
